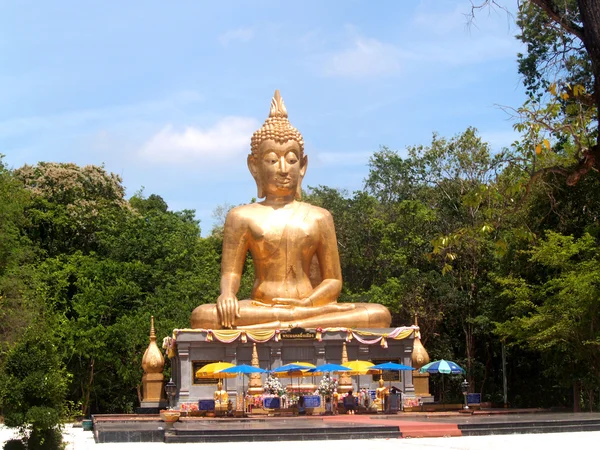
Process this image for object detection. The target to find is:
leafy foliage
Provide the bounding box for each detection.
[0,327,68,449]
[496,231,600,401]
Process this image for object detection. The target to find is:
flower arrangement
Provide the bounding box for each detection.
[180,402,199,413]
[264,374,285,396]
[246,395,263,409]
[318,374,338,396]
[404,398,420,408]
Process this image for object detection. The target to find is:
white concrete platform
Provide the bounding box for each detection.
[2,424,600,450]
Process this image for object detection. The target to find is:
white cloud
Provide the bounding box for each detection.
[323,36,406,79]
[139,116,260,165]
[0,91,204,140]
[319,2,519,80]
[218,27,254,46]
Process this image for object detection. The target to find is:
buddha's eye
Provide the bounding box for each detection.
[263,152,278,164]
[285,152,298,164]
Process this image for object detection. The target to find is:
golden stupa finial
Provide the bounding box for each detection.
[150,315,156,340]
[142,315,164,375]
[269,89,288,118]
[248,342,264,395]
[338,341,352,390]
[411,311,430,370]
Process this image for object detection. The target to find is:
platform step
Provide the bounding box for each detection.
[165,430,400,443]
[460,421,600,436]
[165,425,400,443]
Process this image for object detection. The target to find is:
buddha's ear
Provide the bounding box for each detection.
[300,154,308,177]
[247,154,264,198]
[296,155,308,200]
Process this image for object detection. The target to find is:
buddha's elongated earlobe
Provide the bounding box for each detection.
[247,154,264,198]
[296,155,308,200]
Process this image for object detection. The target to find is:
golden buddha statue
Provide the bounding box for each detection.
[214,379,228,405]
[375,377,388,412]
[190,90,391,330]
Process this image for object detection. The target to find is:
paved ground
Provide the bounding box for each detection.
[2,424,600,449]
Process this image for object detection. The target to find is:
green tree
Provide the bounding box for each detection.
[475,1,600,183]
[14,162,129,257]
[0,326,69,449]
[496,231,600,411]
[405,128,510,391]
[0,156,37,351]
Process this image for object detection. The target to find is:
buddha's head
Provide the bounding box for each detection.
[248,90,307,200]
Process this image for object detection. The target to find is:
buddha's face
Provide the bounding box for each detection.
[248,139,307,199]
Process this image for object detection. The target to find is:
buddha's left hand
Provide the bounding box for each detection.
[270,297,312,308]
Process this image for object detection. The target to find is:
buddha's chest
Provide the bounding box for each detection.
[247,208,318,257]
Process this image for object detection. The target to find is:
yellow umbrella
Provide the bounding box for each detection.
[342,360,381,391]
[289,362,316,368]
[195,362,236,379]
[272,362,316,396]
[343,360,377,374]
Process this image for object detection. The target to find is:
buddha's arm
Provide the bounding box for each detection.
[217,209,249,328]
[308,211,343,306]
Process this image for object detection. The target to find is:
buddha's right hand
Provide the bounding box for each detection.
[217,294,241,328]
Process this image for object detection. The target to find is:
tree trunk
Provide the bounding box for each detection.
[578,0,600,119]
[578,0,600,173]
[81,357,95,417]
[573,380,581,412]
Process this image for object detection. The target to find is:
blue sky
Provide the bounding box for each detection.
[1,0,525,235]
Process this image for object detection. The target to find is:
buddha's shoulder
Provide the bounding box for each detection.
[228,201,333,221]
[296,202,333,220]
[227,203,259,219]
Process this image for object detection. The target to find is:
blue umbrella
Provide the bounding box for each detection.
[419,359,465,374]
[419,359,465,406]
[307,363,352,373]
[271,363,312,374]
[218,364,268,411]
[272,364,315,395]
[371,362,415,398]
[219,364,268,375]
[371,362,415,371]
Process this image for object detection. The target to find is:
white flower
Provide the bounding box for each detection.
[318,374,338,396]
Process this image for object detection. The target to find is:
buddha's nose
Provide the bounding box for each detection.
[278,157,288,173]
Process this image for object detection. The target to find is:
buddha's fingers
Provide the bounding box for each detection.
[328,303,356,312]
[251,301,272,307]
[218,296,239,328]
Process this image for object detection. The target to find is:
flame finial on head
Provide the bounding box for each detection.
[269,90,288,118]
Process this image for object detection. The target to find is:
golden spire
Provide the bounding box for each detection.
[247,342,264,395]
[338,341,352,390]
[411,312,430,370]
[269,89,288,118]
[150,315,157,339]
[142,316,165,375]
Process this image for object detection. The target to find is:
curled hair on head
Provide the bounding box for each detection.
[250,90,305,157]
